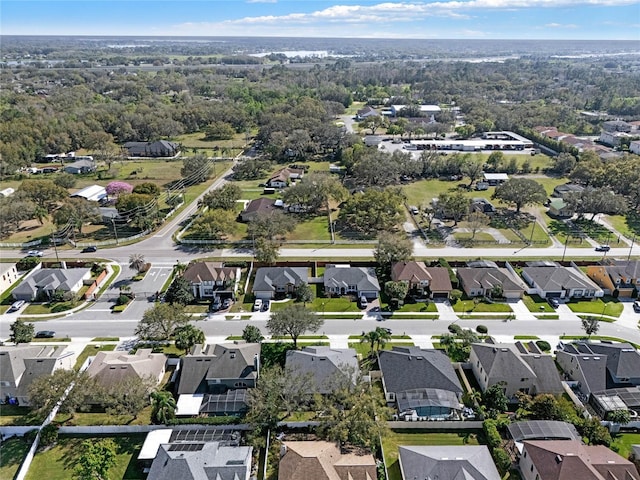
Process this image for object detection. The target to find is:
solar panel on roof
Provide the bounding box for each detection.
[168,443,204,452]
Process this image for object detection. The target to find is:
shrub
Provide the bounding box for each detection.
[39,424,59,447]
[17,256,41,271]
[116,295,130,306]
[483,419,502,449]
[476,325,488,334]
[491,447,511,476]
[450,289,463,303]
[536,340,551,352]
[448,323,462,334]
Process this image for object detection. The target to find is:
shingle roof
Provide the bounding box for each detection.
[323,267,380,293]
[586,342,640,380]
[177,342,260,395]
[85,348,166,388]
[391,261,430,283]
[253,267,308,293]
[557,343,607,394]
[285,347,359,394]
[13,268,90,299]
[378,347,462,395]
[0,345,67,396]
[183,262,236,284]
[457,267,524,293]
[523,440,639,480]
[242,198,278,217]
[424,267,453,292]
[278,441,376,480]
[399,446,501,480]
[148,441,252,480]
[522,266,600,292]
[603,260,640,281]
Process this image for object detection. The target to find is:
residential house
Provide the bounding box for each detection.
[175,342,260,416]
[12,267,92,302]
[239,197,278,222]
[518,440,639,480]
[278,441,377,480]
[71,184,108,202]
[552,183,585,199]
[469,341,563,399]
[587,259,640,298]
[547,198,574,218]
[471,198,496,215]
[266,167,304,189]
[124,140,179,157]
[64,159,96,174]
[483,173,509,185]
[602,120,632,133]
[586,342,640,387]
[323,265,380,299]
[363,135,383,146]
[521,262,604,299]
[398,446,501,480]
[0,263,20,296]
[145,432,252,480]
[253,267,308,300]
[285,346,359,394]
[457,265,525,300]
[0,345,73,405]
[390,262,452,299]
[85,349,166,389]
[556,343,608,397]
[630,140,640,155]
[390,104,441,116]
[599,130,633,147]
[356,106,379,120]
[378,346,463,419]
[182,262,237,299]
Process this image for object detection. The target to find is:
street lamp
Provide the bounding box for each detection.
[600,301,611,321]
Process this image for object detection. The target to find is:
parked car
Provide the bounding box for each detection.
[35,330,55,338]
[382,328,392,335]
[81,246,97,253]
[8,300,25,313]
[209,297,222,312]
[409,206,419,215]
[595,245,611,252]
[548,297,560,308]
[261,300,270,312]
[253,299,263,312]
[359,296,368,309]
[26,250,43,257]
[633,301,640,313]
[222,298,233,310]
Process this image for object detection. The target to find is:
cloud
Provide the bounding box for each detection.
[545,22,579,28]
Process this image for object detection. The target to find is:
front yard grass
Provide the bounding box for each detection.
[25,434,145,480]
[566,298,623,318]
[0,437,31,479]
[73,344,116,370]
[452,300,512,313]
[523,294,555,313]
[382,431,480,480]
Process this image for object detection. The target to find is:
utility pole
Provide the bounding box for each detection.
[562,234,570,263]
[111,218,119,245]
[51,230,60,263]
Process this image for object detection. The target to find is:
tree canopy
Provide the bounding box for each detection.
[492,178,547,213]
[266,304,324,349]
[135,303,191,341]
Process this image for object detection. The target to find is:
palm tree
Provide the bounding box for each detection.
[360,327,392,357]
[151,391,176,424]
[374,327,392,351]
[129,253,146,274]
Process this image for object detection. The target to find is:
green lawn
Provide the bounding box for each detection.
[288,215,332,241]
[382,431,480,480]
[452,300,512,313]
[566,298,623,318]
[349,342,415,358]
[53,406,152,426]
[611,433,640,460]
[522,294,555,313]
[605,211,640,239]
[73,344,116,370]
[0,437,30,479]
[25,434,145,480]
[0,404,42,426]
[385,302,438,313]
[271,294,363,313]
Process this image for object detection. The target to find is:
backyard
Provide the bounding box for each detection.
[0,437,31,479]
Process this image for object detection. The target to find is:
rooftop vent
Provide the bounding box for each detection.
[555,455,563,463]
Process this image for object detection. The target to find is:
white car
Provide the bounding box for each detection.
[253,299,263,312]
[26,250,43,257]
[8,300,25,313]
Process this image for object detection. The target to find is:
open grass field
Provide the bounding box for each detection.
[0,437,30,479]
[382,431,480,480]
[53,406,152,426]
[25,434,145,480]
[605,212,640,239]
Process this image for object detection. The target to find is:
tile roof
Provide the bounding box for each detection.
[399,445,501,480]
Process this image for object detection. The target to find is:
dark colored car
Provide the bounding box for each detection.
[261,299,270,312]
[595,245,611,252]
[548,297,560,308]
[382,328,392,335]
[35,330,55,338]
[209,297,222,312]
[81,246,97,253]
[633,301,640,313]
[222,298,232,310]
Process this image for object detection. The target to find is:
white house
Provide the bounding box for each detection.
[0,263,20,296]
[71,184,107,202]
[521,263,604,299]
[630,140,640,155]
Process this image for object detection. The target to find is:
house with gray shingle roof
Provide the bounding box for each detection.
[240,197,279,222]
[12,267,91,302]
[85,348,166,389]
[147,440,252,480]
[398,446,501,480]
[64,158,96,174]
[556,342,608,397]
[470,341,563,399]
[457,266,525,300]
[285,346,359,394]
[0,345,73,405]
[521,263,603,299]
[323,265,380,299]
[587,342,640,386]
[253,267,308,300]
[587,259,640,298]
[124,140,179,158]
[378,346,463,419]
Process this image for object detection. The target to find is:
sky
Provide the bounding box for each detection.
[2,0,639,40]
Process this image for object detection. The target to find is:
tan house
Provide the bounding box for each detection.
[85,349,166,388]
[519,440,639,480]
[469,341,563,399]
[391,262,452,299]
[266,167,304,189]
[182,262,237,299]
[587,260,640,298]
[457,266,525,300]
[278,441,376,480]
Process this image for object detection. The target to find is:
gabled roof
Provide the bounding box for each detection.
[425,267,453,292]
[472,342,563,394]
[378,347,462,395]
[522,266,601,292]
[557,343,607,393]
[183,262,236,284]
[242,197,277,216]
[285,347,359,394]
[13,268,90,298]
[522,440,639,480]
[323,267,380,292]
[391,261,430,283]
[177,342,260,395]
[278,441,376,480]
[399,445,501,480]
[66,159,95,169]
[148,441,252,480]
[457,267,524,293]
[602,260,640,281]
[253,267,308,292]
[85,348,166,388]
[587,342,640,380]
[0,345,67,387]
